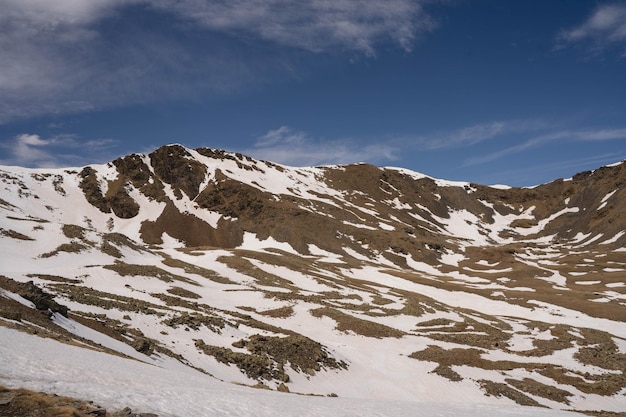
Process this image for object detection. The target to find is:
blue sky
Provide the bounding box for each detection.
[1,0,625,186]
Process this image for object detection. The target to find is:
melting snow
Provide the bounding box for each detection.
[597,190,616,210]
[0,289,35,308]
[600,230,625,245]
[240,232,298,254]
[378,222,395,231]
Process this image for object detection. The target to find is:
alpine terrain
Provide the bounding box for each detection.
[0,144,624,416]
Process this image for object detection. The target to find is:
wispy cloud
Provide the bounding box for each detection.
[464,127,626,167]
[533,152,625,175]
[255,126,308,148]
[149,0,435,56]
[418,121,508,150]
[0,1,259,124]
[556,4,626,57]
[413,119,549,150]
[0,133,117,168]
[483,152,625,187]
[245,126,398,167]
[248,122,626,170]
[0,0,436,124]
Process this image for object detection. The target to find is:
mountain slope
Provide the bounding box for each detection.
[1,144,624,415]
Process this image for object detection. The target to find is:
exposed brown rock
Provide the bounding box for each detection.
[139,201,243,247]
[149,145,206,199]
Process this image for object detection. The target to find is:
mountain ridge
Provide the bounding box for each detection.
[1,144,625,415]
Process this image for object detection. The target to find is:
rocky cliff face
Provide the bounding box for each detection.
[1,145,624,414]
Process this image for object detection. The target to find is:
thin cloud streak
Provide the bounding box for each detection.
[412,119,549,150]
[245,126,398,167]
[256,126,307,147]
[483,152,625,187]
[250,123,626,170]
[464,128,626,167]
[418,121,508,150]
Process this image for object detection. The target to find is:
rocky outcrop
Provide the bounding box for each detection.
[0,276,68,317]
[0,385,158,417]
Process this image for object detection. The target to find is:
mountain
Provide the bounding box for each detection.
[0,144,624,416]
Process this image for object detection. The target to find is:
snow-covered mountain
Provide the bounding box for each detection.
[1,144,624,416]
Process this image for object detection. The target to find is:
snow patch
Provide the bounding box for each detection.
[240,232,298,254]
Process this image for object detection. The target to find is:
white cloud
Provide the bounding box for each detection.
[0,0,437,124]
[9,134,54,167]
[245,126,398,167]
[16,133,47,147]
[556,4,626,56]
[0,133,117,168]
